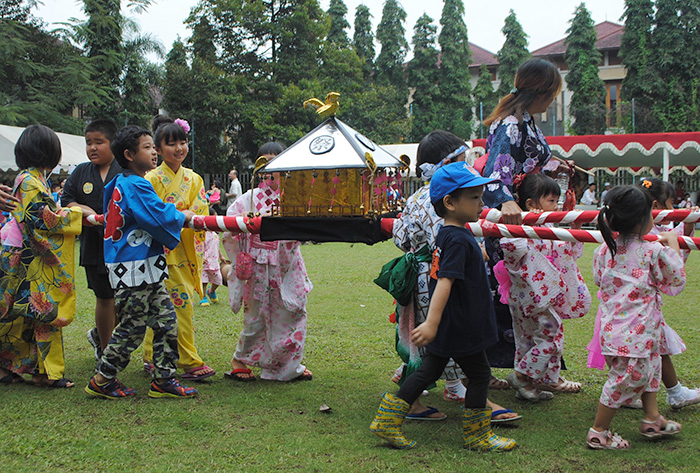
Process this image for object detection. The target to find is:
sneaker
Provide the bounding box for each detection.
[86,327,102,360]
[207,288,218,302]
[148,378,198,398]
[199,296,210,307]
[85,377,136,399]
[668,387,700,409]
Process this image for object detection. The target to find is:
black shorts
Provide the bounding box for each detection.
[85,265,115,299]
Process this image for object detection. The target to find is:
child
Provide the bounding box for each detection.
[85,125,197,399]
[586,185,685,449]
[0,125,84,387]
[370,162,516,451]
[199,217,223,307]
[391,130,519,422]
[221,142,313,382]
[142,115,215,381]
[500,173,591,400]
[62,119,122,360]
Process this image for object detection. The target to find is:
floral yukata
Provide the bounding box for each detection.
[222,186,312,381]
[144,163,208,371]
[0,168,82,379]
[500,233,590,385]
[202,231,222,286]
[593,237,685,408]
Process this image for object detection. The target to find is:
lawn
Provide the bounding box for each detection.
[1,241,699,472]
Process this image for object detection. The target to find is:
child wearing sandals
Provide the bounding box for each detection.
[199,212,223,307]
[85,125,197,399]
[587,186,684,449]
[500,174,591,401]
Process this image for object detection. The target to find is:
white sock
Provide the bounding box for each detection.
[666,382,683,397]
[445,378,467,397]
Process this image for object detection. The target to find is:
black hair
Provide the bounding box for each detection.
[637,177,674,206]
[598,185,653,257]
[213,178,223,188]
[416,130,467,178]
[516,173,561,209]
[432,187,471,218]
[152,114,187,148]
[15,124,62,170]
[258,141,285,157]
[85,118,118,142]
[111,126,153,169]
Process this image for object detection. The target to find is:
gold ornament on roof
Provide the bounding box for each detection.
[303,92,341,117]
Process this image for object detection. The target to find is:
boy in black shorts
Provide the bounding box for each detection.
[62,119,122,360]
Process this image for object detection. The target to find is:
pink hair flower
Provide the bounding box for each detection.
[174,118,190,133]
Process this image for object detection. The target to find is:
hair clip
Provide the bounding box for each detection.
[510,87,518,94]
[174,118,191,133]
[641,179,652,189]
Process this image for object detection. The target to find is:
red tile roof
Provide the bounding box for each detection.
[469,42,498,67]
[531,21,624,57]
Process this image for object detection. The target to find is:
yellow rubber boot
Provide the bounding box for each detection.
[463,407,517,452]
[369,392,416,449]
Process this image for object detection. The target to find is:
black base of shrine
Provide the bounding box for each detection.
[259,214,396,245]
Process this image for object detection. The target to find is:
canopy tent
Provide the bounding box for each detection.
[471,132,700,180]
[0,124,87,172]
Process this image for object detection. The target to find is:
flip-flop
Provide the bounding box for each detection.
[181,365,216,381]
[224,368,256,382]
[406,406,447,421]
[34,377,74,388]
[491,409,522,424]
[489,376,510,390]
[292,368,313,381]
[0,372,24,384]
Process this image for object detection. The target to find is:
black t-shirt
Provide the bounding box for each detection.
[62,159,122,269]
[426,225,498,357]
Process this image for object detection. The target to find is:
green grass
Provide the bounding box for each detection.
[1,241,700,472]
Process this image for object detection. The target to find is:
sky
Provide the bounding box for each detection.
[34,0,627,60]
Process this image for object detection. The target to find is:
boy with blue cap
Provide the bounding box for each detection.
[370,162,516,452]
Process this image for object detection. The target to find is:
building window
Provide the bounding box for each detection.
[606,82,622,128]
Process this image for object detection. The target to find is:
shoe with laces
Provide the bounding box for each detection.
[85,377,136,399]
[86,328,102,360]
[148,378,198,398]
[199,296,210,307]
[207,288,218,302]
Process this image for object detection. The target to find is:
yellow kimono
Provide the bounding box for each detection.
[0,168,82,379]
[144,163,207,370]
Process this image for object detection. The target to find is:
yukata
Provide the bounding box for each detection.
[500,233,590,385]
[0,168,82,379]
[222,186,312,381]
[202,231,222,286]
[592,237,685,408]
[143,163,208,371]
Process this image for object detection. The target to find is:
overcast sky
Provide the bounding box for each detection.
[35,0,626,60]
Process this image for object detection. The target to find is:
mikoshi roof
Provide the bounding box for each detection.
[261,116,406,172]
[472,132,700,176]
[0,124,87,172]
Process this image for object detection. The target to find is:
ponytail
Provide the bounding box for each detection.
[597,205,617,257]
[598,185,653,257]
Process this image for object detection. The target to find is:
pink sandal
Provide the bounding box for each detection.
[586,428,630,450]
[640,415,682,438]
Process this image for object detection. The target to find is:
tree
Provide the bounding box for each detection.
[435,0,473,138]
[352,4,375,82]
[619,0,657,132]
[565,3,606,135]
[375,0,408,89]
[326,0,349,46]
[495,9,530,100]
[407,14,439,140]
[473,64,497,137]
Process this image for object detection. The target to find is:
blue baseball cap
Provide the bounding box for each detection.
[430,162,499,203]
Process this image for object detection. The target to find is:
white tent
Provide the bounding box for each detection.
[0,124,88,172]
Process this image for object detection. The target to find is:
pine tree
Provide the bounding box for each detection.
[619,0,656,132]
[565,3,606,135]
[353,4,375,81]
[495,9,530,100]
[407,14,440,140]
[375,0,408,88]
[435,0,473,138]
[473,64,497,137]
[327,0,350,46]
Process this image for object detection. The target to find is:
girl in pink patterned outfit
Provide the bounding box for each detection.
[500,174,590,401]
[199,229,223,307]
[586,185,684,450]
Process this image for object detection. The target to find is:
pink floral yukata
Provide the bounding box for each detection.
[500,232,591,385]
[222,186,312,381]
[593,236,685,408]
[201,231,222,286]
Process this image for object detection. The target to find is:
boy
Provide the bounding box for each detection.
[85,125,197,399]
[62,119,122,360]
[370,162,516,452]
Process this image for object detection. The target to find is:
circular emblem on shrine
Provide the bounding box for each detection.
[309,135,335,155]
[355,132,376,151]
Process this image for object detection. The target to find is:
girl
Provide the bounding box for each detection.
[199,216,223,307]
[0,125,85,387]
[587,186,684,450]
[222,142,313,382]
[392,130,520,422]
[207,179,223,215]
[500,174,590,401]
[143,115,215,381]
